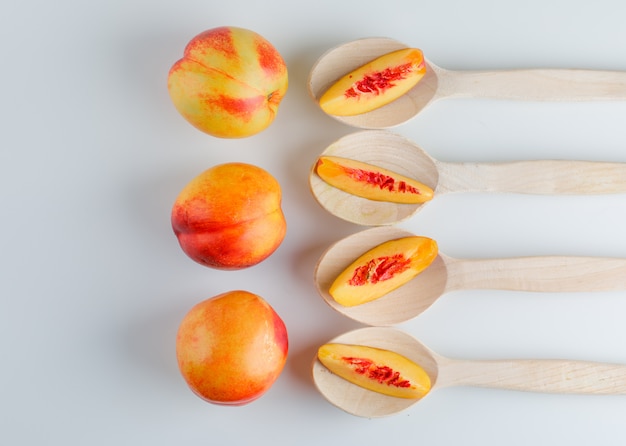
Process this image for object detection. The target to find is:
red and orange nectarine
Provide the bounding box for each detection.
[176,290,288,405]
[171,162,286,270]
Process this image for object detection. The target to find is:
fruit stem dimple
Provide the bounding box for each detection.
[267,90,281,106]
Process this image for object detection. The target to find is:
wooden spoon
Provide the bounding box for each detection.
[312,326,626,418]
[314,226,626,326]
[308,37,626,129]
[309,130,626,226]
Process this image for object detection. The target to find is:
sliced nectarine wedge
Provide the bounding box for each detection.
[318,343,431,399]
[319,48,426,116]
[329,236,438,307]
[315,156,434,204]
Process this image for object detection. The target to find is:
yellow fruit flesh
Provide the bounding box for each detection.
[319,48,426,116]
[329,236,438,307]
[318,343,431,399]
[315,156,434,204]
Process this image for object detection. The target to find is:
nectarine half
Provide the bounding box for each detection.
[329,236,438,307]
[318,343,431,399]
[315,155,434,204]
[319,48,426,116]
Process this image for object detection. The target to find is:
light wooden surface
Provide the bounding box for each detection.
[308,37,626,129]
[312,327,626,418]
[309,130,626,225]
[314,226,626,326]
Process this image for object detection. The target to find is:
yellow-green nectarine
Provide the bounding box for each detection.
[315,156,434,204]
[177,290,289,405]
[330,236,438,306]
[318,343,431,399]
[168,26,288,138]
[171,162,286,270]
[319,48,426,116]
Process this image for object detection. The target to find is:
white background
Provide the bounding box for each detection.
[2,0,626,444]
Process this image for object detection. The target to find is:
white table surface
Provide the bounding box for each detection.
[2,0,626,444]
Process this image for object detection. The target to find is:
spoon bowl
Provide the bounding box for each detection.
[315,226,446,326]
[308,37,626,129]
[309,130,626,226]
[308,37,439,129]
[312,326,626,418]
[312,327,439,418]
[314,226,626,326]
[309,130,438,225]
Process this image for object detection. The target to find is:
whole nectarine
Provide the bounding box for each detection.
[168,26,288,138]
[176,290,289,405]
[171,162,286,270]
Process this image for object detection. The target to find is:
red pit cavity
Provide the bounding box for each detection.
[342,357,411,388]
[345,62,414,98]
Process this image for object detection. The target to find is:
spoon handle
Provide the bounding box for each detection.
[437,160,626,195]
[446,256,626,293]
[441,68,626,101]
[439,357,626,395]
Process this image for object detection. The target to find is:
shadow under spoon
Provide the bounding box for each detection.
[312,326,626,418]
[309,130,626,226]
[314,226,626,326]
[308,37,626,129]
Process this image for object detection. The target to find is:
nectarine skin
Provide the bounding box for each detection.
[171,162,286,270]
[168,26,288,138]
[177,290,289,405]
